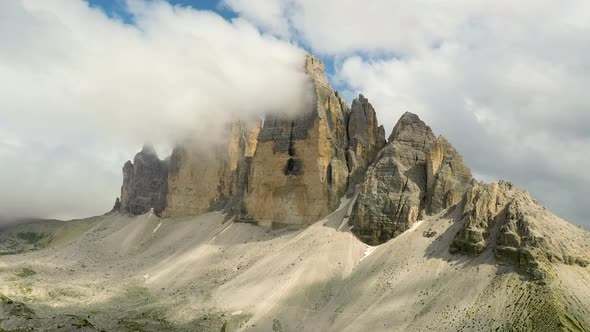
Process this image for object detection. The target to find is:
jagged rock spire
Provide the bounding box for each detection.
[346,94,386,194]
[388,111,435,144]
[139,143,157,156]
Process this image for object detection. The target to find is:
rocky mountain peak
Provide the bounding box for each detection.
[346,94,387,194]
[304,54,329,86]
[120,146,168,216]
[388,111,435,145]
[139,143,157,156]
[350,112,473,244]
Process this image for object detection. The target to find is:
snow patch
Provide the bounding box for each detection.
[360,246,377,262]
[152,221,162,235]
[408,219,424,232]
[209,222,234,243]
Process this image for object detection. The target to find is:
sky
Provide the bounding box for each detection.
[1,0,588,228]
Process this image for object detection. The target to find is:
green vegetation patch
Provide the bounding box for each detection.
[117,310,176,332]
[48,288,83,299]
[0,292,36,319]
[16,232,53,249]
[15,283,32,295]
[15,268,36,279]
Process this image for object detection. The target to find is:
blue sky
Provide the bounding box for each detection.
[88,0,235,21]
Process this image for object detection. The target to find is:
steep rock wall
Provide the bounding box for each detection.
[119,145,168,215]
[241,55,351,225]
[162,121,260,217]
[425,136,473,214]
[346,94,387,194]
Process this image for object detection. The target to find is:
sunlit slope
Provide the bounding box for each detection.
[0,201,588,331]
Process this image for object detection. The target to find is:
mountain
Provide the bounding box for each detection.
[1,55,589,332]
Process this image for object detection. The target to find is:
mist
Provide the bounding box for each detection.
[0,0,311,221]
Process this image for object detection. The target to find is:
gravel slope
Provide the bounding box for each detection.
[0,199,588,331]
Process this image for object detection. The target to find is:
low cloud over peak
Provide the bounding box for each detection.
[0,0,311,220]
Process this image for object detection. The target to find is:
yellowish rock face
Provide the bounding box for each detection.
[163,121,259,218]
[163,146,232,218]
[425,136,473,214]
[242,55,350,226]
[244,121,261,158]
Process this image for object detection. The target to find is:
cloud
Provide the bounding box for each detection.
[225,0,590,226]
[222,0,290,38]
[223,0,479,56]
[0,0,310,220]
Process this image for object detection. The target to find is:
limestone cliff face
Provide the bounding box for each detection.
[241,55,351,225]
[425,136,473,214]
[349,112,436,244]
[162,145,231,217]
[119,145,168,215]
[346,94,386,194]
[244,119,261,158]
[162,121,259,217]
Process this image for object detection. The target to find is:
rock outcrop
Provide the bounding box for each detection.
[346,94,386,194]
[119,144,168,215]
[451,181,590,279]
[450,181,515,255]
[112,197,121,211]
[240,55,351,226]
[349,112,436,244]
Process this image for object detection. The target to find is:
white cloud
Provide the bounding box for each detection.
[0,0,311,220]
[224,0,479,56]
[226,0,590,225]
[222,0,290,37]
